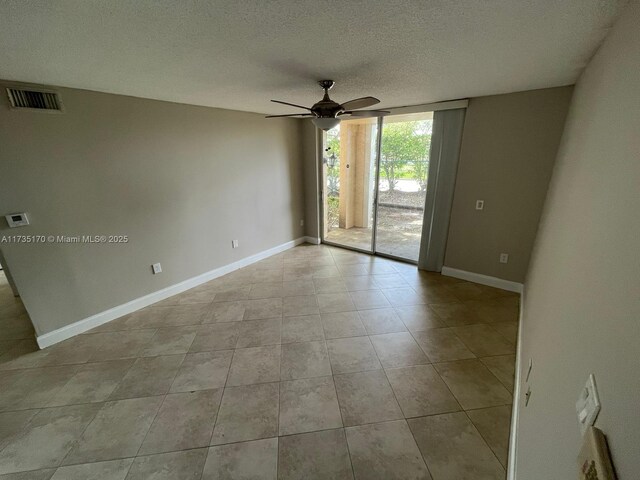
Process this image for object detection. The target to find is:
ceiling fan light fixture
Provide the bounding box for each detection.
[312,117,340,131]
[268,80,381,130]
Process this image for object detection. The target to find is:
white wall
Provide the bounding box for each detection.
[0,86,305,336]
[513,1,640,478]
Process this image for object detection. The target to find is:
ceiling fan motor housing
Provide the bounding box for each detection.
[312,80,342,118]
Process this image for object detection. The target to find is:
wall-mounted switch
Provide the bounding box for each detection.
[499,253,509,264]
[576,374,601,435]
[5,213,29,228]
[232,240,239,249]
[152,263,162,274]
[475,200,484,210]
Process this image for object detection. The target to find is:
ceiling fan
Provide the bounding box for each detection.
[266,80,389,130]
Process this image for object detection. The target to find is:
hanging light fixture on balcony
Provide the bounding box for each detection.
[326,153,337,169]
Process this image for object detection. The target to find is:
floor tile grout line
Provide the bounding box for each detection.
[340,424,358,480]
[322,333,358,477]
[56,445,218,477]
[478,352,518,360]
[28,456,138,478]
[478,357,517,394]
[275,380,281,477]
[287,412,504,438]
[405,418,436,480]
[462,408,509,472]
[431,358,514,408]
[206,337,234,448]
[403,328,475,414]
[0,394,170,417]
[131,394,168,460]
[57,396,108,469]
[107,352,186,402]
[125,349,191,459]
[52,358,137,409]
[446,324,516,358]
[0,338,235,373]
[0,409,40,458]
[373,337,412,423]
[435,334,516,396]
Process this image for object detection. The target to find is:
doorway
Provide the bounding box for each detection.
[322,117,378,252]
[321,111,434,263]
[0,252,36,360]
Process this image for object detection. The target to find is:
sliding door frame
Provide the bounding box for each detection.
[318,99,468,262]
[371,114,421,265]
[369,116,383,255]
[319,117,382,255]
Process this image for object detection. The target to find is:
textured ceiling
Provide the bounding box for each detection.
[0,1,625,114]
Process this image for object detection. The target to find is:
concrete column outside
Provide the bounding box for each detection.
[338,119,375,230]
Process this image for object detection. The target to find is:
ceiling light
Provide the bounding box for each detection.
[312,117,340,131]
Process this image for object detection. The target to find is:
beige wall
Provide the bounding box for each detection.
[0,86,305,335]
[444,87,573,283]
[514,2,640,478]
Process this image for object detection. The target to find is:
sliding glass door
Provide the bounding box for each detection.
[375,112,433,261]
[321,118,378,252]
[321,112,434,263]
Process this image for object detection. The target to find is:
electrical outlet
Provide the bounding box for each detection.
[151,263,162,274]
[499,253,509,264]
[475,200,484,210]
[231,239,239,249]
[300,219,304,227]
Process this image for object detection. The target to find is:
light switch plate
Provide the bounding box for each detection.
[475,200,484,210]
[5,213,29,228]
[576,374,601,435]
[152,263,162,274]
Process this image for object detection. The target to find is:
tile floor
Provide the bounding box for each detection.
[0,271,35,359]
[0,245,519,479]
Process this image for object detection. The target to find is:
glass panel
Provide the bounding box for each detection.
[322,118,378,252]
[375,111,434,261]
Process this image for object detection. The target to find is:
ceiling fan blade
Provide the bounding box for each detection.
[341,110,390,118]
[340,96,380,111]
[271,100,312,111]
[265,113,314,118]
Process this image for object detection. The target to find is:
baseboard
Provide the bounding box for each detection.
[507,290,525,479]
[304,236,321,245]
[36,236,307,348]
[441,266,523,294]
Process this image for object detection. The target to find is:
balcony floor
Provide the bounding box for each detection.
[325,206,424,261]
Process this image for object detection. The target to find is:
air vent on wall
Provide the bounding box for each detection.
[6,87,63,111]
